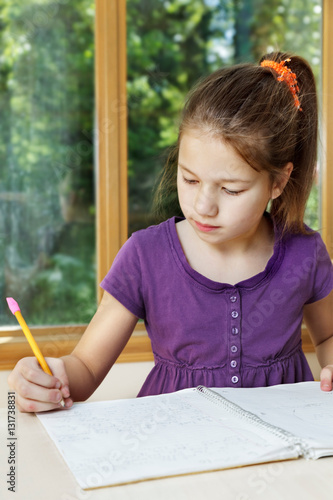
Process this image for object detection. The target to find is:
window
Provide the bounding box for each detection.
[1,1,332,369]
[0,1,95,326]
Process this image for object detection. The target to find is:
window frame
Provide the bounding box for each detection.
[0,0,331,369]
[321,0,333,259]
[95,0,128,290]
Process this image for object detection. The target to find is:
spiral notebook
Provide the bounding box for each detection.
[37,381,333,489]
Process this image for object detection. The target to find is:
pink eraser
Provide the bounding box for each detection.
[6,297,21,315]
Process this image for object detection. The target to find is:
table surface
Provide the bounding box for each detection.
[1,363,333,500]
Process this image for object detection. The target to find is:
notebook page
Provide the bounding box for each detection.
[37,387,298,489]
[212,382,333,458]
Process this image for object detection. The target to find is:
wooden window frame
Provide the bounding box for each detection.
[321,0,333,259]
[0,0,332,369]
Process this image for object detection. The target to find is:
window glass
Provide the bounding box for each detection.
[0,1,95,326]
[127,0,322,235]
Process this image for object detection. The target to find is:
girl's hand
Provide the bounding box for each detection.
[8,357,73,413]
[320,364,333,391]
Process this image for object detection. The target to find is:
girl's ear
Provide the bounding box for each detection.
[271,162,293,200]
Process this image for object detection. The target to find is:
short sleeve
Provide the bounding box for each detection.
[306,232,333,304]
[100,235,145,319]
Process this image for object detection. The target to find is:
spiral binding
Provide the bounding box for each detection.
[196,386,313,458]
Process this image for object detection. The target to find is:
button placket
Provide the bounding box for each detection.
[228,290,241,385]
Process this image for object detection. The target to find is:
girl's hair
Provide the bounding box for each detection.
[153,51,318,234]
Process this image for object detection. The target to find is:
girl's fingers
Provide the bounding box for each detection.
[45,357,71,397]
[8,356,73,413]
[12,357,59,388]
[16,394,73,413]
[320,365,333,391]
[13,374,73,412]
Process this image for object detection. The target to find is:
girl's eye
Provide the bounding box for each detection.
[183,176,198,185]
[223,188,242,196]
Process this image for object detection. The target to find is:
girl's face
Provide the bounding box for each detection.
[177,131,284,248]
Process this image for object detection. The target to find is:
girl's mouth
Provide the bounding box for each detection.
[194,220,220,232]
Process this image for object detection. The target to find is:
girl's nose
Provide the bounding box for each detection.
[194,188,218,217]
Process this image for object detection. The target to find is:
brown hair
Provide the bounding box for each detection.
[153,51,318,234]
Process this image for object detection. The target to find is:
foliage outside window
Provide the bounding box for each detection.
[0,1,95,326]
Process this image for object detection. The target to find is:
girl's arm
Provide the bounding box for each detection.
[303,289,333,391]
[62,291,138,402]
[8,291,138,412]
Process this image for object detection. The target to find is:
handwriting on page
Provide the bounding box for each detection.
[213,382,333,446]
[37,389,292,489]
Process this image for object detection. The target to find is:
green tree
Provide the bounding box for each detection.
[0,0,96,324]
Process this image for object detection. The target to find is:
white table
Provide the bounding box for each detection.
[1,363,332,500]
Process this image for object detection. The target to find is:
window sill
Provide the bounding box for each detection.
[0,323,154,370]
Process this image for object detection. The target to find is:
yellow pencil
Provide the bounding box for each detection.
[6,297,65,406]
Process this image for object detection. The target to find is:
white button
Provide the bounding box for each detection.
[231,327,239,335]
[230,295,237,303]
[231,345,237,353]
[231,311,238,318]
[230,360,237,368]
[231,376,239,384]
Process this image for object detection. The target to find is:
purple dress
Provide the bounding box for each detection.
[101,216,333,396]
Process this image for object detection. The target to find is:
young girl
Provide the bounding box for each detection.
[9,51,333,412]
